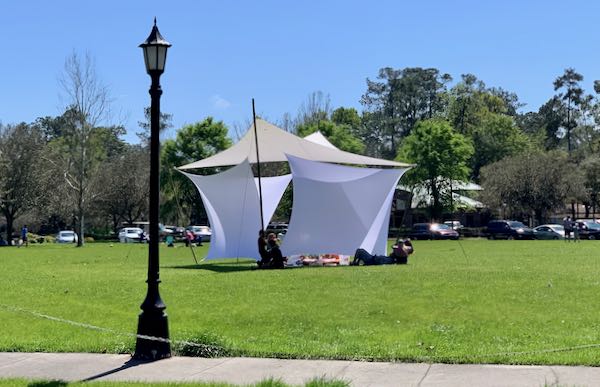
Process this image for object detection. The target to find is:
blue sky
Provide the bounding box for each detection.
[2,1,600,143]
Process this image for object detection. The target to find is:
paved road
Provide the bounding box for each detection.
[1,352,599,386]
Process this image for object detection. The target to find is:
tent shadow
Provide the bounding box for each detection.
[166,263,256,273]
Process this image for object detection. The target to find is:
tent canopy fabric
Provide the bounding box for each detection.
[181,160,291,260]
[281,155,408,256]
[303,131,338,149]
[179,119,411,169]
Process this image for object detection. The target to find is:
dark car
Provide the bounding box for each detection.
[486,220,535,240]
[266,222,288,235]
[575,221,600,240]
[164,225,185,242]
[407,223,459,240]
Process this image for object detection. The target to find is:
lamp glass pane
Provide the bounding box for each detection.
[143,49,151,72]
[145,46,158,71]
[157,46,167,71]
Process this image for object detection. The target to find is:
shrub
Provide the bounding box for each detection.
[84,236,95,243]
[43,235,56,243]
[172,332,230,357]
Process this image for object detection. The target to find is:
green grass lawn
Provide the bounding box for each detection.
[1,239,600,365]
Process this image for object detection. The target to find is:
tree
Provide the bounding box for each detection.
[331,107,361,128]
[137,107,173,146]
[161,118,232,225]
[580,156,600,217]
[554,68,584,156]
[480,151,580,223]
[294,91,332,127]
[361,67,451,158]
[0,123,47,241]
[57,52,115,246]
[516,97,564,150]
[447,74,487,135]
[470,113,530,180]
[397,119,473,220]
[96,145,150,231]
[296,118,365,154]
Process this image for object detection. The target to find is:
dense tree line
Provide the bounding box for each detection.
[3,56,600,242]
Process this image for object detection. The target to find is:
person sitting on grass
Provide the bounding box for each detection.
[267,233,286,269]
[257,230,271,268]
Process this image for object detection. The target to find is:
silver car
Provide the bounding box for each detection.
[533,224,565,240]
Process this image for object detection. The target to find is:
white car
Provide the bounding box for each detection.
[443,221,464,230]
[186,225,212,242]
[118,227,144,243]
[56,230,78,243]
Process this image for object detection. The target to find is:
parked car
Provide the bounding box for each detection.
[186,225,212,242]
[408,223,459,240]
[443,220,464,230]
[486,220,535,240]
[266,222,288,234]
[533,224,565,240]
[575,221,600,240]
[56,230,78,243]
[118,227,144,243]
[276,228,287,241]
[164,225,185,241]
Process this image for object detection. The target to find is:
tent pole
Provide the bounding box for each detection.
[253,98,265,233]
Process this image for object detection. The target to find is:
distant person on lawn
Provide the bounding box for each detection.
[563,216,572,242]
[257,230,270,268]
[573,219,580,242]
[21,225,28,247]
[267,233,285,269]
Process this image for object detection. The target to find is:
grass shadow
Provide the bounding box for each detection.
[28,382,68,387]
[166,263,257,273]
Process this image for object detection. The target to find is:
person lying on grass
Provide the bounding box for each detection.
[352,239,413,266]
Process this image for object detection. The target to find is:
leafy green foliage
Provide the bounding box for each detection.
[398,119,473,219]
[553,68,585,155]
[160,118,232,225]
[296,120,364,154]
[471,113,531,179]
[480,151,582,223]
[0,123,47,240]
[361,67,451,158]
[173,331,230,357]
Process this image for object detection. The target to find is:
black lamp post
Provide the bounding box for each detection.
[133,18,172,360]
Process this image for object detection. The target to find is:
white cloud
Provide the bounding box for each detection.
[211,94,231,110]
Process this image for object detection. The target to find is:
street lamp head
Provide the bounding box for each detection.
[140,18,171,74]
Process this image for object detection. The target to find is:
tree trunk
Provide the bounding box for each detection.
[77,200,84,247]
[585,205,590,218]
[534,209,543,226]
[430,181,442,222]
[5,213,14,245]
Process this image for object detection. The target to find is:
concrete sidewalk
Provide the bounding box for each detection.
[0,352,599,386]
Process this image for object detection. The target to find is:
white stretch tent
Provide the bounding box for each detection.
[281,155,409,256]
[303,131,338,149]
[181,160,291,260]
[179,119,411,169]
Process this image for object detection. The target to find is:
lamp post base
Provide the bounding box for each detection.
[133,310,171,360]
